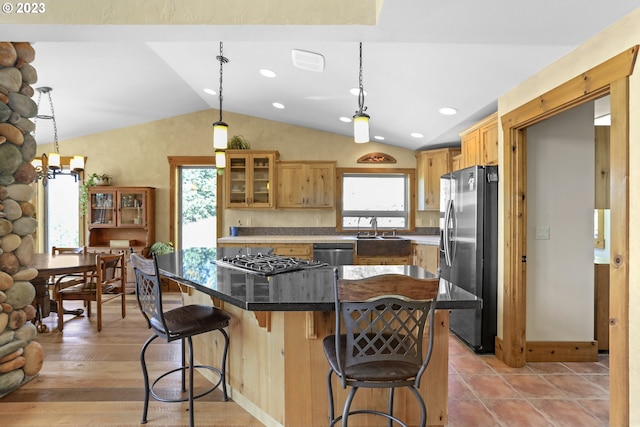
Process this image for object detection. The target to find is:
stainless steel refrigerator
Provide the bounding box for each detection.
[439,165,498,353]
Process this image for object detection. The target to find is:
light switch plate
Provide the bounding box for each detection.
[535,226,550,240]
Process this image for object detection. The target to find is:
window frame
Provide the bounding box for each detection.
[335,167,415,233]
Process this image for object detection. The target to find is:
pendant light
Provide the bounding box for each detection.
[353,42,370,143]
[213,42,229,168]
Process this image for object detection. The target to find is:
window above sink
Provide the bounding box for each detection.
[336,168,415,233]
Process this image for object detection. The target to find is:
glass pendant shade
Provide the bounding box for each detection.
[215,151,226,168]
[48,152,61,170]
[70,155,85,172]
[32,158,43,169]
[353,113,370,143]
[213,121,228,149]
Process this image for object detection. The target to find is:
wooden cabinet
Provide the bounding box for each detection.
[271,244,313,260]
[413,243,440,274]
[459,112,499,168]
[277,161,336,208]
[225,150,278,209]
[354,255,412,265]
[416,147,460,211]
[87,186,155,250]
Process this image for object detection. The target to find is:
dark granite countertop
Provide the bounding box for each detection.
[156,247,481,312]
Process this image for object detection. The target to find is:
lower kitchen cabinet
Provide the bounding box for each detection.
[413,244,440,274]
[354,255,413,265]
[271,243,313,260]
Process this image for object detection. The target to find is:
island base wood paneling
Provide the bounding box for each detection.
[182,289,450,427]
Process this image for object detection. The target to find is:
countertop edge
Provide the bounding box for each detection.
[217,235,440,246]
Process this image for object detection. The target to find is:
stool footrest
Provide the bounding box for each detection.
[150,365,225,403]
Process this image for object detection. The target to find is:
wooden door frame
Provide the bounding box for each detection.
[499,46,637,426]
[167,156,219,250]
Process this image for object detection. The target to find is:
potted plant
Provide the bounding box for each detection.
[148,241,174,257]
[228,135,251,149]
[79,173,113,216]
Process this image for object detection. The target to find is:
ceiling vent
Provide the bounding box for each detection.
[291,49,325,72]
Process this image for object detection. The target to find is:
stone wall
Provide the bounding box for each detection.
[0,42,44,397]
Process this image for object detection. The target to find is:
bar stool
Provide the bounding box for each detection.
[130,253,230,427]
[323,269,440,427]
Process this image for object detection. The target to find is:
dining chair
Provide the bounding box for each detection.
[55,252,126,331]
[50,246,89,286]
[130,253,230,427]
[323,269,440,427]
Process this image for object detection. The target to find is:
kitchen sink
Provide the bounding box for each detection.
[355,236,412,257]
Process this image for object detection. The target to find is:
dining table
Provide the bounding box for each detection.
[30,252,98,332]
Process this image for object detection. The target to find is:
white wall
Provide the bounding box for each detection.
[525,102,595,341]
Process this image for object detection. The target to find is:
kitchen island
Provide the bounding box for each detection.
[157,247,480,427]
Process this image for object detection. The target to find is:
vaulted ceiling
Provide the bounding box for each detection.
[3,0,639,150]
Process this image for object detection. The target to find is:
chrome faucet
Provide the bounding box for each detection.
[370,216,378,236]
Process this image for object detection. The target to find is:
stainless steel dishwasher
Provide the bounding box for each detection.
[312,243,354,266]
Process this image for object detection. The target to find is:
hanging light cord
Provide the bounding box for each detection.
[216,41,229,122]
[35,87,59,154]
[356,42,367,116]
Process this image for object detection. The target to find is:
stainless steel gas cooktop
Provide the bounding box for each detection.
[214,252,328,276]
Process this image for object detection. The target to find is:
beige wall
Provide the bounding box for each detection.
[40,108,435,244]
[498,7,640,423]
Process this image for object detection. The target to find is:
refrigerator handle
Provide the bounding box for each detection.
[444,199,453,267]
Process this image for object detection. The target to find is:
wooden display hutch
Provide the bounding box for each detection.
[87,186,155,250]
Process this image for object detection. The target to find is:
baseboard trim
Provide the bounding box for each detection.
[526,340,598,362]
[494,337,598,363]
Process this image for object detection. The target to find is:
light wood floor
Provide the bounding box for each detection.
[0,293,264,427]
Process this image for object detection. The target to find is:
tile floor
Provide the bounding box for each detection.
[447,335,610,426]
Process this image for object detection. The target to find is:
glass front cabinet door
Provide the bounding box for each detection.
[89,189,116,227]
[118,190,147,226]
[225,150,278,208]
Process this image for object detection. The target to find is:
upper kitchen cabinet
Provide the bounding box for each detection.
[416,147,460,211]
[459,112,499,168]
[87,186,155,249]
[225,150,279,209]
[277,161,336,208]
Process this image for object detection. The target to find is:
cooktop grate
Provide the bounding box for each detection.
[214,252,328,276]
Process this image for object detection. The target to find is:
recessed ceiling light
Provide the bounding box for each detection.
[439,107,458,115]
[291,49,325,72]
[260,69,277,78]
[349,87,368,96]
[411,132,424,138]
[204,88,216,95]
[272,102,285,109]
[374,135,385,141]
[340,116,352,123]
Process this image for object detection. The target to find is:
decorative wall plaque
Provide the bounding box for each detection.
[356,152,397,164]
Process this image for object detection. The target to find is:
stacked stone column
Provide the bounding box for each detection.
[0,42,45,397]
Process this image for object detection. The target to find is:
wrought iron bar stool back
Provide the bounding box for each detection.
[130,253,230,427]
[323,268,440,427]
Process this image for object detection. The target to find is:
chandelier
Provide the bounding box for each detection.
[32,87,84,186]
[213,42,229,168]
[353,42,370,143]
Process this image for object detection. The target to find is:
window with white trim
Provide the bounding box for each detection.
[339,170,413,232]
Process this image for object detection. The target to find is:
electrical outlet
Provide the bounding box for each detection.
[246,218,252,226]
